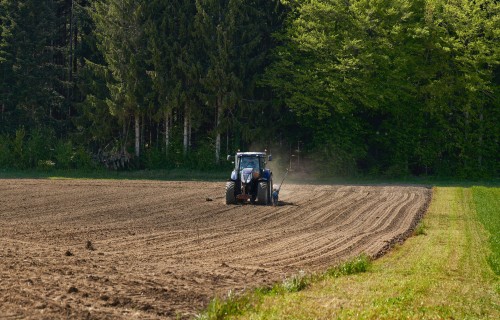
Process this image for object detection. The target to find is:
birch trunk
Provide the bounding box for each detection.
[121,119,127,154]
[183,104,189,155]
[165,110,170,157]
[141,114,145,150]
[135,112,140,158]
[215,103,221,164]
[188,118,192,149]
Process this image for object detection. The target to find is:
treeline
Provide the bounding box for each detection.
[0,0,498,177]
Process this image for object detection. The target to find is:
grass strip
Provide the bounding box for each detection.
[472,187,500,275]
[2,169,498,187]
[0,168,228,181]
[230,187,499,319]
[195,255,371,320]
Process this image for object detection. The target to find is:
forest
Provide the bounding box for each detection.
[0,0,498,178]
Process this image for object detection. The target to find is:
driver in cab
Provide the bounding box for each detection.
[242,158,258,169]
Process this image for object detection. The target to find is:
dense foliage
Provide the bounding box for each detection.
[0,0,498,177]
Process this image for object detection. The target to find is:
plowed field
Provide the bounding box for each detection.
[0,179,431,319]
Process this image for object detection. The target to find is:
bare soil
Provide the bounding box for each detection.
[0,179,431,319]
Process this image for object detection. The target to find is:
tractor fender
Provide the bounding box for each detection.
[262,169,272,181]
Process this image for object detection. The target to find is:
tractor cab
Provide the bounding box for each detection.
[226,152,273,205]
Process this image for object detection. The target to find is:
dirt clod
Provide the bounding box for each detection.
[85,241,95,251]
[141,303,153,311]
[34,302,47,309]
[68,286,79,294]
[100,295,109,301]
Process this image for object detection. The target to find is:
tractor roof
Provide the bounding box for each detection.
[236,152,267,157]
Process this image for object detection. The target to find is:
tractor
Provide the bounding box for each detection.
[225,152,273,205]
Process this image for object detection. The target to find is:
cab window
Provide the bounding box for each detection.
[240,157,259,170]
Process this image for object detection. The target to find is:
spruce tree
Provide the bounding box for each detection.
[196,0,239,163]
[0,0,67,133]
[195,0,281,161]
[92,0,150,158]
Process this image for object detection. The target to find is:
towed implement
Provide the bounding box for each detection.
[225,152,273,205]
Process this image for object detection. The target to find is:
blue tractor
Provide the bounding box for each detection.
[226,152,273,205]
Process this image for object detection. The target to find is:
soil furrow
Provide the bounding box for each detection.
[0,179,431,319]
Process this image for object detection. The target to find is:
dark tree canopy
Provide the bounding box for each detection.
[0,0,498,177]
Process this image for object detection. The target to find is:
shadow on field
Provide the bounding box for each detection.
[277,201,297,207]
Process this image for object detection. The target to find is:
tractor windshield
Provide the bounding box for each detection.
[239,156,261,171]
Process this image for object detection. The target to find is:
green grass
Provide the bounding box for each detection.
[293,174,500,188]
[1,168,498,187]
[195,255,371,320]
[473,187,500,275]
[0,168,228,181]
[413,221,427,236]
[226,187,499,319]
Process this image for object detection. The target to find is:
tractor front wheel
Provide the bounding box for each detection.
[225,181,237,204]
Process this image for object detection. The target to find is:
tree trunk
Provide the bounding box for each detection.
[120,116,131,156]
[165,110,170,157]
[183,104,189,155]
[215,102,221,164]
[478,112,483,168]
[67,0,74,119]
[73,12,78,74]
[141,113,145,150]
[135,112,140,158]
[68,0,74,83]
[188,118,192,149]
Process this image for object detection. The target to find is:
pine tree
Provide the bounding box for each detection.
[145,0,177,157]
[229,0,284,149]
[145,0,200,159]
[92,0,150,158]
[195,0,238,163]
[0,0,67,133]
[0,0,15,129]
[195,0,281,162]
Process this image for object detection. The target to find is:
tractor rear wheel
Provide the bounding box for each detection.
[257,182,268,205]
[225,181,237,204]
